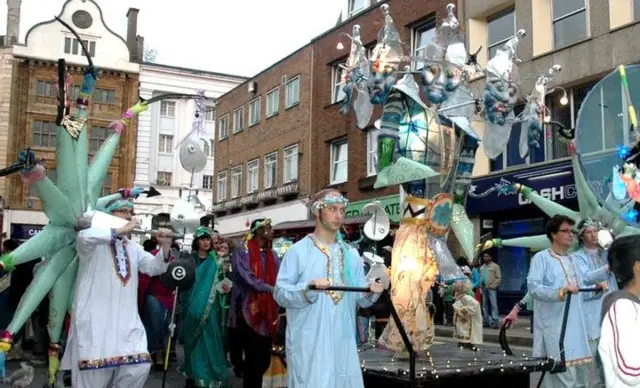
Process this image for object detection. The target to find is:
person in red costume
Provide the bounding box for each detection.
[227,217,280,388]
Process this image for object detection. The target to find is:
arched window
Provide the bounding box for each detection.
[199,139,212,158]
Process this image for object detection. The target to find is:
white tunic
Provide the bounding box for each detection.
[453,294,483,345]
[599,298,640,388]
[61,227,169,372]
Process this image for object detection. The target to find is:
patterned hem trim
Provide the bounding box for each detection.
[78,353,151,370]
[566,356,592,367]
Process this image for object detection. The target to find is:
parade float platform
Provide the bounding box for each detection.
[359,343,553,387]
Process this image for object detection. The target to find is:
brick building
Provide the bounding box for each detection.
[1,0,142,240]
[212,48,311,236]
[212,0,453,235]
[311,0,452,221]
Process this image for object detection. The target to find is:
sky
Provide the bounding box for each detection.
[0,0,344,77]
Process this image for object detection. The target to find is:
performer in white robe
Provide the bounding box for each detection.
[61,198,172,388]
[527,215,592,388]
[274,189,384,388]
[572,219,617,387]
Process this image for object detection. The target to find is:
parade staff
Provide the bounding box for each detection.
[274,188,384,388]
[527,214,592,388]
[60,197,173,388]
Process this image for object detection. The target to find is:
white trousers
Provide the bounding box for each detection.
[72,363,150,388]
[541,364,590,388]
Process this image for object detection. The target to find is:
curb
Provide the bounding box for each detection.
[434,326,533,347]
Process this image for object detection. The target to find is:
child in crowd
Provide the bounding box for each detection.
[452,280,483,349]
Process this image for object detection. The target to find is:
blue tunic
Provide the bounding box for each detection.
[274,236,379,388]
[527,249,592,367]
[572,248,618,341]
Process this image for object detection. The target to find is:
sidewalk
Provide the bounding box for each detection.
[434,314,533,347]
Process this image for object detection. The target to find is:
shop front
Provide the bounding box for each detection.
[466,160,578,312]
[344,194,401,223]
[10,223,45,242]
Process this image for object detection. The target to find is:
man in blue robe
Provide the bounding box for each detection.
[573,219,617,387]
[274,189,384,388]
[527,214,592,388]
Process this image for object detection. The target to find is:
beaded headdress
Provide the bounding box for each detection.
[311,194,349,210]
[245,218,272,241]
[104,198,134,213]
[578,218,597,236]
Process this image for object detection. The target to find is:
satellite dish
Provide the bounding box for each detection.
[170,200,201,233]
[363,251,385,264]
[362,201,390,241]
[362,252,390,289]
[178,135,207,172]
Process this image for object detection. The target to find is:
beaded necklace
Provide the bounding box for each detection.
[309,234,345,304]
[549,249,578,285]
[110,230,131,286]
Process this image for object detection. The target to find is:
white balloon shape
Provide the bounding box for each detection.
[362,201,390,241]
[170,199,202,233]
[363,252,390,290]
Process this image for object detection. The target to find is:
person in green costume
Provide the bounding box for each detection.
[181,227,231,387]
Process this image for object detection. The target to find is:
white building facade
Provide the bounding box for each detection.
[133,63,245,233]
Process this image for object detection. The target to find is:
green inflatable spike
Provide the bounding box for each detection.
[374,157,440,189]
[88,134,121,207]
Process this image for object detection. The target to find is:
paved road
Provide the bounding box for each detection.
[5,340,544,387]
[4,359,243,387]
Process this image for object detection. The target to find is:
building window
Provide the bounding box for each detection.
[64,37,96,57]
[247,159,259,193]
[101,174,112,197]
[349,0,366,16]
[89,126,109,153]
[285,77,300,108]
[330,140,348,184]
[30,169,56,197]
[93,88,116,104]
[158,135,173,154]
[249,97,261,126]
[635,0,640,21]
[69,85,80,101]
[490,81,598,172]
[266,88,279,117]
[487,8,516,59]
[160,101,176,117]
[205,106,215,122]
[156,171,172,186]
[202,175,213,189]
[553,0,588,49]
[367,129,379,176]
[332,63,346,103]
[284,145,298,183]
[35,80,55,97]
[264,152,277,188]
[233,107,244,133]
[231,165,242,198]
[200,139,212,158]
[32,120,57,148]
[217,172,227,202]
[218,115,229,139]
[412,20,436,70]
